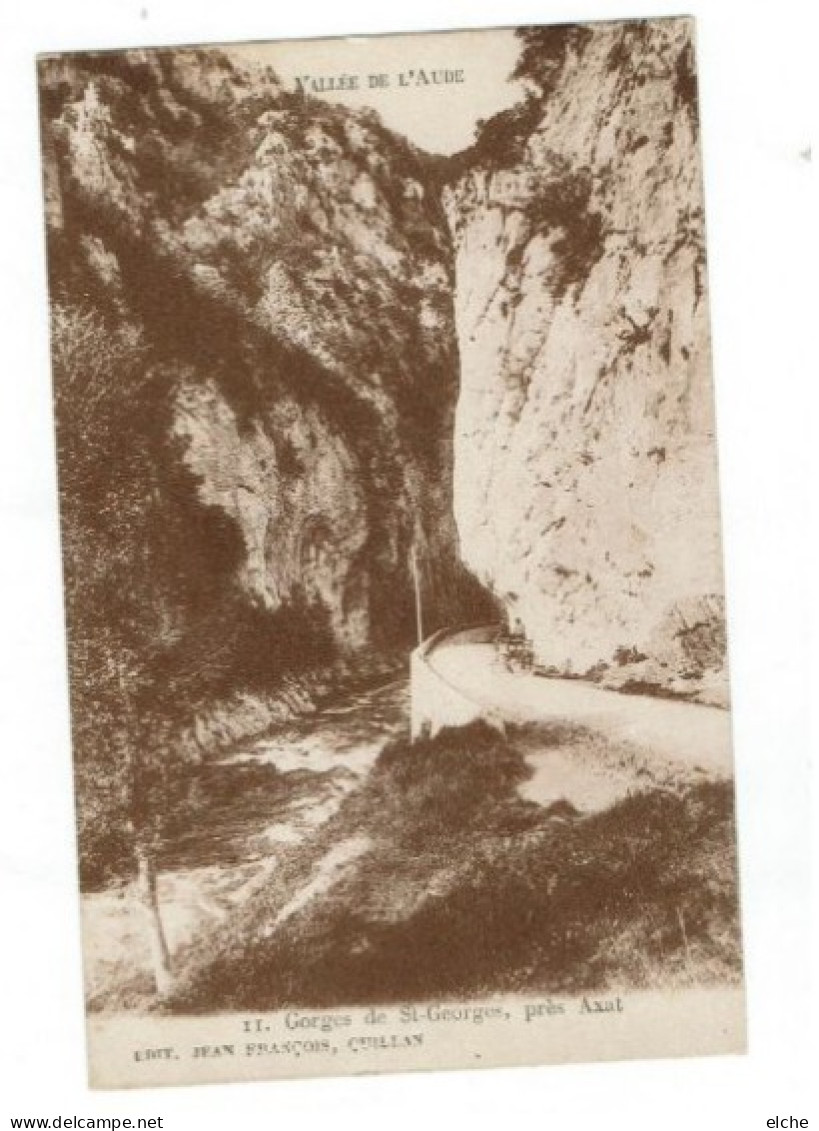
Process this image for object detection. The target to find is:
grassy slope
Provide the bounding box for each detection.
[168,722,741,1013]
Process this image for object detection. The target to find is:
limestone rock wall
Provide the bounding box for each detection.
[40,47,484,687]
[444,20,727,703]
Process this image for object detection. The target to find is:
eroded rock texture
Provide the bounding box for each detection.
[444,21,727,703]
[40,46,485,728]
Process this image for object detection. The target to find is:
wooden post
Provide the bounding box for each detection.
[411,544,424,646]
[136,841,174,998]
[119,660,173,998]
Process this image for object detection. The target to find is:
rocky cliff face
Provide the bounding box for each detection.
[41,24,727,746]
[444,20,727,703]
[40,46,485,728]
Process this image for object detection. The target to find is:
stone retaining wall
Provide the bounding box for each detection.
[410,625,504,740]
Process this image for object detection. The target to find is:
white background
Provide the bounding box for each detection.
[0,0,815,1126]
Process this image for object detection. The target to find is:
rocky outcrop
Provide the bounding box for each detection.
[173,380,372,650]
[444,20,727,703]
[40,46,488,719]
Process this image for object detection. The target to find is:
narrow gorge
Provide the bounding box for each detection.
[37,21,747,1040]
[40,19,732,977]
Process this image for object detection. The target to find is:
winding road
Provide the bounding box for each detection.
[86,638,735,1009]
[422,628,734,777]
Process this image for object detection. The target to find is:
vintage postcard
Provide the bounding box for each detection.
[38,16,745,1088]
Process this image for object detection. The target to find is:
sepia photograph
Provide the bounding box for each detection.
[36,15,747,1087]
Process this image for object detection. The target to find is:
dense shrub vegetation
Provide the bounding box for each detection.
[170,723,741,1011]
